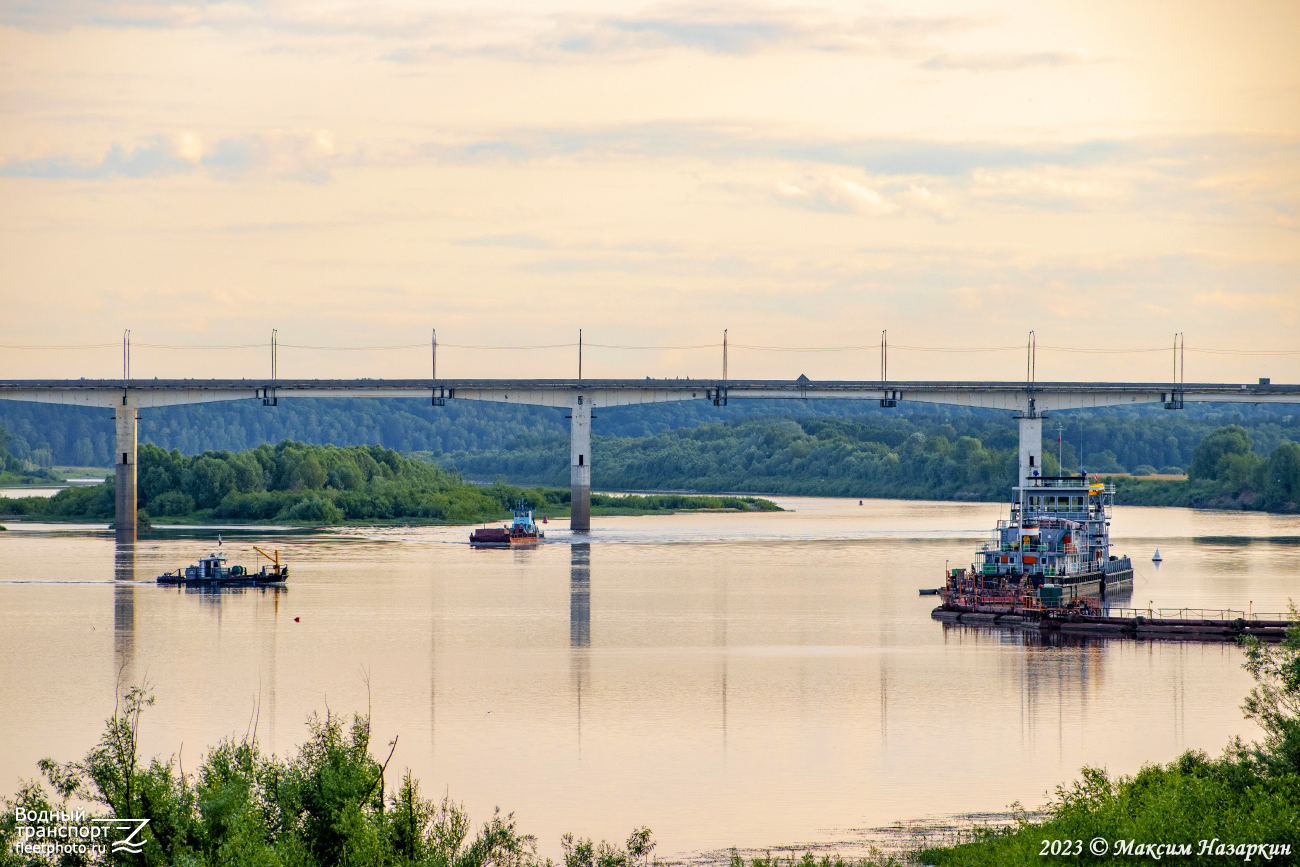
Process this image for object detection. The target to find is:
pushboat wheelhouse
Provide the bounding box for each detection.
[948,412,1132,602]
[977,473,1132,595]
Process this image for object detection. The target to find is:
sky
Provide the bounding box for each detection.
[1,0,1297,382]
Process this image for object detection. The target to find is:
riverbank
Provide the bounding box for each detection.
[0,491,781,527]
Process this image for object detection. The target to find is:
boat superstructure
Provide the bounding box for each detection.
[157,547,288,585]
[947,413,1132,602]
[973,474,1133,595]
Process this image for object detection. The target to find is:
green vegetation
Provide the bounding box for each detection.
[1112,427,1300,512]
[3,399,1298,476]
[0,685,666,867]
[0,441,777,525]
[921,612,1300,865]
[440,419,1056,503]
[4,405,1299,514]
[0,423,61,487]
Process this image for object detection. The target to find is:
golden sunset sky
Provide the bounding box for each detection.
[1,0,1297,381]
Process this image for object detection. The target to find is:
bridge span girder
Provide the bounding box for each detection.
[2,378,1295,542]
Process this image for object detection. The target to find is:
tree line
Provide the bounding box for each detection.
[0,440,778,525]
[2,398,1297,474]
[1115,426,1300,512]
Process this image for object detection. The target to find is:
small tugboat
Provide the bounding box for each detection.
[158,546,288,585]
[470,501,545,548]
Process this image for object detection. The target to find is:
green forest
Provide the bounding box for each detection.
[0,440,777,525]
[3,399,1299,516]
[2,397,1298,474]
[438,418,1300,513]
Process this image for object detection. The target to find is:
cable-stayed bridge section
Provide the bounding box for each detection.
[2,377,1296,541]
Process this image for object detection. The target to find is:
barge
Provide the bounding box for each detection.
[470,501,545,548]
[933,600,1294,642]
[157,547,288,586]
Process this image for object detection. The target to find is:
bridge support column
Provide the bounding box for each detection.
[570,400,591,531]
[115,404,137,543]
[1017,413,1042,490]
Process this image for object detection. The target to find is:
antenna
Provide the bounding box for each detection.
[881,330,887,382]
[1057,422,1064,474]
[431,328,446,406]
[1027,330,1036,386]
[271,329,278,381]
[123,329,130,382]
[578,329,582,382]
[723,329,728,383]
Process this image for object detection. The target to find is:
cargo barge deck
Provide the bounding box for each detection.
[932,601,1295,642]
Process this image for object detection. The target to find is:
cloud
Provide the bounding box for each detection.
[0,134,197,179]
[774,175,897,216]
[201,131,342,183]
[418,122,1155,177]
[2,2,986,61]
[453,234,555,249]
[0,130,346,183]
[919,51,1093,71]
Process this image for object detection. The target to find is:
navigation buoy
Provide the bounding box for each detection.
[1152,548,1162,562]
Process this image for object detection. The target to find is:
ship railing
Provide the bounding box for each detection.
[1104,607,1296,623]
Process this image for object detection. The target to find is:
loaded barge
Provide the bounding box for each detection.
[470,501,545,548]
[933,600,1294,642]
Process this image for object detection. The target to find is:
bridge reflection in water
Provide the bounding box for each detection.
[570,543,591,749]
[114,542,135,683]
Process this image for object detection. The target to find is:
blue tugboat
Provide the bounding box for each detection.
[470,501,545,547]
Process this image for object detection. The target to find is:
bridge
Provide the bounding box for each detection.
[2,377,1296,541]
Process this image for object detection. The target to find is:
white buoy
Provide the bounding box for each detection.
[1152,548,1162,562]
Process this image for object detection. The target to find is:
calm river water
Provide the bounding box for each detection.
[1,498,1298,859]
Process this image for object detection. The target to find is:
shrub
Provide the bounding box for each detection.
[148,490,196,516]
[281,495,344,524]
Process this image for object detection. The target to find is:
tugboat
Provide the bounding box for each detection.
[157,546,288,585]
[470,501,545,548]
[945,471,1132,603]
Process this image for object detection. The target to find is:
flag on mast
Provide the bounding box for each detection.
[218,534,222,546]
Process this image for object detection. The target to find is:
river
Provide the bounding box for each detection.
[1,498,1297,860]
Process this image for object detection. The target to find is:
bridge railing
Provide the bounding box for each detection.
[1103,608,1296,623]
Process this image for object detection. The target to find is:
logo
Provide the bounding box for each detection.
[11,809,150,858]
[94,818,150,853]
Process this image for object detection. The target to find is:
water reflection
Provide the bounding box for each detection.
[570,544,590,648]
[113,543,135,680]
[570,543,590,749]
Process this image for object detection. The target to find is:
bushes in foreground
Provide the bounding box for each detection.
[0,686,662,867]
[922,612,1300,865]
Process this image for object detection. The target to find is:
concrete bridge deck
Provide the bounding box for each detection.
[3,377,1296,540]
